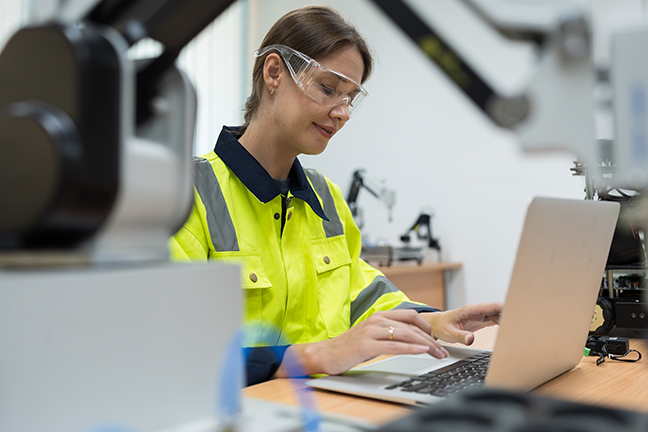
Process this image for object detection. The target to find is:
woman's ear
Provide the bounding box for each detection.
[263,53,282,94]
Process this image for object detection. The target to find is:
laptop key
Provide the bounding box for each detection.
[388,351,491,396]
[429,360,469,375]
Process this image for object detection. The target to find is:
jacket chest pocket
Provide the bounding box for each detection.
[312,236,352,338]
[210,251,272,322]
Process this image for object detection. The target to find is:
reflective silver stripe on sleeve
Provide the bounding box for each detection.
[350,275,399,325]
[391,302,437,312]
[305,168,344,238]
[193,157,239,252]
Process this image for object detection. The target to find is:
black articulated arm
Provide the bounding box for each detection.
[400,213,440,252]
[347,169,383,219]
[87,0,237,124]
[347,169,380,204]
[0,22,123,248]
[369,0,530,128]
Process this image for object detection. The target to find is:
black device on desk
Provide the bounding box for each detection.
[590,189,648,337]
[569,160,648,337]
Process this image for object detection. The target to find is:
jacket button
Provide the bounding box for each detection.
[249,273,258,283]
[273,213,280,220]
[323,256,331,264]
[287,211,293,220]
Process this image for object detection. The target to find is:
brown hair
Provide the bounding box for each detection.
[241,5,373,134]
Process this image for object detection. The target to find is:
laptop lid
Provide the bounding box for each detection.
[0,262,241,432]
[306,197,620,404]
[485,197,620,390]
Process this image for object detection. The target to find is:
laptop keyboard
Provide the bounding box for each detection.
[385,351,491,397]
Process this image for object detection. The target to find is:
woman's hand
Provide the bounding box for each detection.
[422,302,503,346]
[274,302,503,379]
[275,309,450,378]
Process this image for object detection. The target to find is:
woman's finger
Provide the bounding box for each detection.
[373,323,448,358]
[371,309,433,334]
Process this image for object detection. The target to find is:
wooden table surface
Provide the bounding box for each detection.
[243,326,648,425]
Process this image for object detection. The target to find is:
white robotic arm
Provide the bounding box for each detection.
[370,0,648,193]
[346,168,396,230]
[0,0,236,264]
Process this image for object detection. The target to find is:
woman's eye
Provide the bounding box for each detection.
[319,84,335,95]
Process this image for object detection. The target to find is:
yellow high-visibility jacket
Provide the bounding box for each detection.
[171,127,435,349]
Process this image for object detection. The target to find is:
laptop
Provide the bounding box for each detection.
[0,262,242,432]
[307,197,620,405]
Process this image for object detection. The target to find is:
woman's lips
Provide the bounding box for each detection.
[314,123,335,139]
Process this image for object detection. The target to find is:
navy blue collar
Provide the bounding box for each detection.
[214,126,329,222]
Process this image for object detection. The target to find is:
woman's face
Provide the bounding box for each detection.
[272,45,365,157]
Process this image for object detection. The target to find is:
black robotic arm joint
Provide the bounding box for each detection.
[0,23,121,248]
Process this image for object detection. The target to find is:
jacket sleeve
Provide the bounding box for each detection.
[244,345,290,386]
[326,179,439,326]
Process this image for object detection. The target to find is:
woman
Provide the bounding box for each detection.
[171,5,502,385]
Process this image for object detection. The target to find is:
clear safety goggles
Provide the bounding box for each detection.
[254,44,368,114]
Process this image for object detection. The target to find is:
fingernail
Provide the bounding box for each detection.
[435,347,447,358]
[417,345,430,352]
[441,347,449,357]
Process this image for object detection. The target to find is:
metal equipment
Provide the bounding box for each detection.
[571,160,648,336]
[346,168,396,229]
[393,212,442,264]
[346,169,397,266]
[0,0,237,264]
[370,0,648,194]
[345,172,441,266]
[0,2,244,431]
[370,0,648,327]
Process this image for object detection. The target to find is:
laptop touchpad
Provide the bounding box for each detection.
[355,355,450,375]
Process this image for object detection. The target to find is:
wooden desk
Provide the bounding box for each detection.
[377,262,461,310]
[243,326,648,426]
[534,338,648,413]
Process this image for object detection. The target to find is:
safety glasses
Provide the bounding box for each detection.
[254,44,368,115]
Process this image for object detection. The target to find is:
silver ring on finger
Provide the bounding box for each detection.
[387,326,395,341]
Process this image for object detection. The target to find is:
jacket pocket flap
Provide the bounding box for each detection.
[211,251,272,289]
[312,236,352,274]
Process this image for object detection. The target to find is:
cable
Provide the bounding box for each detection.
[589,346,642,366]
[607,349,642,363]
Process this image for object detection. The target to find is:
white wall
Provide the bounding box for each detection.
[247,0,592,308]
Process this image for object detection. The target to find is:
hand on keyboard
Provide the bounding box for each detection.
[422,302,503,345]
[275,309,451,378]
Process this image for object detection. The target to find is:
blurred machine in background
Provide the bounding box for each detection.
[346,169,442,266]
[571,158,648,336]
[0,1,244,431]
[395,211,442,264]
[346,168,396,266]
[371,0,648,196]
[347,168,396,230]
[0,0,236,264]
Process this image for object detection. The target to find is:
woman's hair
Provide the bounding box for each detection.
[241,5,374,133]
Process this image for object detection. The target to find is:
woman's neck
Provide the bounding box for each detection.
[238,119,296,180]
